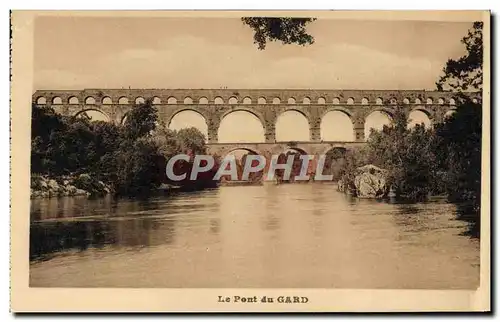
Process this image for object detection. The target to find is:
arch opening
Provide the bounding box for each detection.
[317,97,326,104]
[118,97,129,105]
[167,97,177,104]
[135,97,145,104]
[52,97,62,104]
[184,97,193,104]
[273,148,311,183]
[275,110,309,142]
[257,97,266,104]
[85,97,96,105]
[152,96,161,104]
[199,97,208,104]
[102,97,112,104]
[243,97,252,104]
[408,110,432,129]
[228,97,238,104]
[218,111,265,143]
[214,97,224,104]
[168,110,208,141]
[364,111,392,139]
[303,97,311,104]
[220,148,263,183]
[36,97,47,105]
[75,109,109,122]
[320,111,354,142]
[68,96,79,104]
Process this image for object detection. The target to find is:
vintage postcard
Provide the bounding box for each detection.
[10,10,491,312]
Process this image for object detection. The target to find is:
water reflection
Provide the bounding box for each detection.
[30,184,479,289]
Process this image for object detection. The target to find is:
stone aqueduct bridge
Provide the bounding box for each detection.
[33,88,479,157]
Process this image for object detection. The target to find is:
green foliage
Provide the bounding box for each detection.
[122,100,158,140]
[112,137,165,196]
[241,17,316,50]
[31,100,209,197]
[435,100,482,235]
[363,108,440,201]
[435,20,483,236]
[175,127,207,155]
[436,21,483,91]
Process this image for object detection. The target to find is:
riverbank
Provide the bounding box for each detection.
[30,174,113,199]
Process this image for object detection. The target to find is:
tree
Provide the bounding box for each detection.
[122,99,158,140]
[436,21,483,92]
[175,127,207,155]
[364,108,439,201]
[435,99,482,236]
[434,21,484,236]
[241,17,316,50]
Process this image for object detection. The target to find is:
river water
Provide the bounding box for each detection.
[29,183,480,289]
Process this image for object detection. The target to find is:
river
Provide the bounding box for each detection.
[29,183,480,289]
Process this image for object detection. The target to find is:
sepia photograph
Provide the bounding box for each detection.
[10,10,490,312]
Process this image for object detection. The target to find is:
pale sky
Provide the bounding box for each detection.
[36,16,471,143]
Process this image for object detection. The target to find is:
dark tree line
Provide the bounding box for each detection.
[31,100,211,196]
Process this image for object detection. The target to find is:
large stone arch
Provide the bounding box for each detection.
[73,108,110,122]
[319,106,354,120]
[366,106,395,119]
[319,108,355,142]
[364,109,394,139]
[166,107,209,129]
[275,108,311,142]
[284,146,310,156]
[408,108,433,128]
[409,106,433,119]
[321,146,349,181]
[217,109,266,143]
[224,146,263,157]
[219,108,266,130]
[276,106,311,120]
[320,144,350,157]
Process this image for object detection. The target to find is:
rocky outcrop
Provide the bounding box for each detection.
[30,174,113,199]
[338,164,389,198]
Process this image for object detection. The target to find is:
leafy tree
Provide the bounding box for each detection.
[175,127,207,155]
[242,17,316,50]
[435,99,482,236]
[112,137,165,196]
[364,108,439,201]
[151,122,182,160]
[436,21,483,92]
[122,99,158,140]
[434,21,483,236]
[30,101,216,197]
